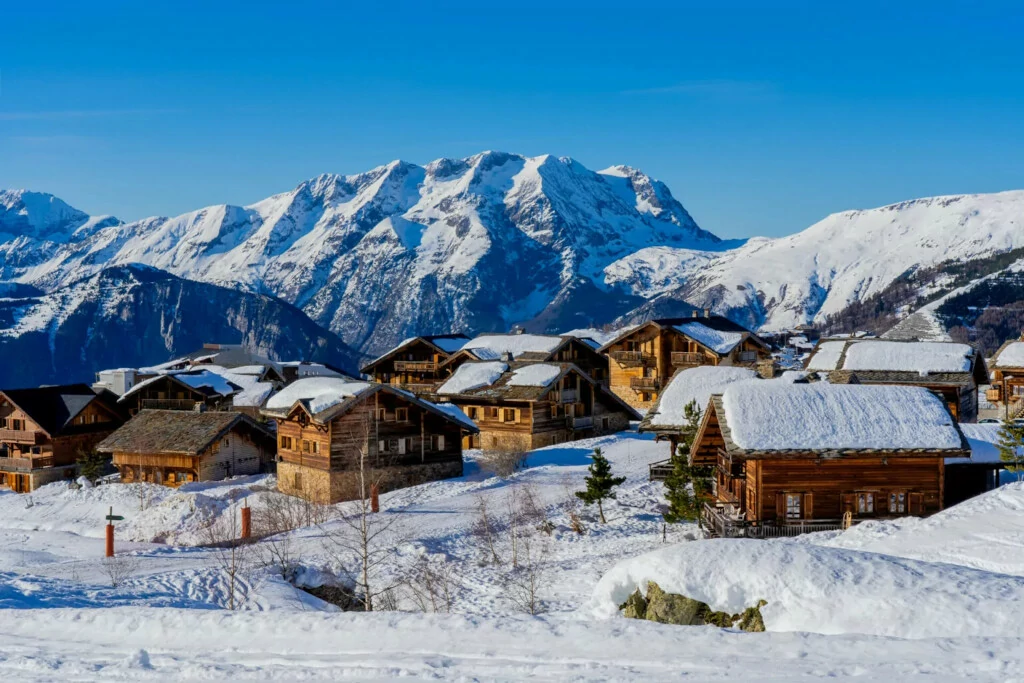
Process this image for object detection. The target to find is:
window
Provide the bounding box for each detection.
[641,392,651,402]
[302,440,311,453]
[311,441,319,454]
[785,493,802,520]
[224,438,230,447]
[377,408,386,421]
[488,407,499,419]
[889,491,906,514]
[396,408,408,422]
[280,436,292,450]
[502,408,516,422]
[856,492,874,515]
[398,438,407,455]
[602,417,610,430]
[551,404,561,418]
[467,407,478,419]
[431,434,445,451]
[378,439,391,453]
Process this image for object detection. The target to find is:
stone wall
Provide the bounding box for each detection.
[277,459,464,505]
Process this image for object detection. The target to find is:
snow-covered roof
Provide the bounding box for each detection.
[430,337,469,353]
[436,361,508,395]
[505,364,562,387]
[674,322,745,355]
[808,339,975,374]
[719,383,966,452]
[119,369,239,402]
[458,334,563,360]
[646,366,758,429]
[265,377,373,414]
[993,341,1024,368]
[431,403,478,431]
[949,423,1004,464]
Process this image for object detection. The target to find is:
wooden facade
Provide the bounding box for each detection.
[360,335,470,396]
[99,410,275,487]
[118,374,238,416]
[437,363,639,452]
[691,393,970,538]
[600,316,770,410]
[0,385,125,492]
[986,338,1024,419]
[263,383,477,504]
[440,335,611,386]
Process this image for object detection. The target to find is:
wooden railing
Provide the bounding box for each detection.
[568,416,593,429]
[394,360,437,372]
[399,383,438,395]
[141,398,199,411]
[610,351,656,366]
[701,503,844,539]
[0,455,55,472]
[671,352,708,366]
[648,459,673,481]
[630,377,660,391]
[0,429,45,445]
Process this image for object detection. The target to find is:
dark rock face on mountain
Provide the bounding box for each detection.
[0,265,363,387]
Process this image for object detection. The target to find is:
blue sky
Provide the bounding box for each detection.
[1,1,1022,239]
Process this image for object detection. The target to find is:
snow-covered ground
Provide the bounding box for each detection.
[1,428,1024,680]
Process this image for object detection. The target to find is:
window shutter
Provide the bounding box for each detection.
[437,435,444,450]
[378,439,385,452]
[398,438,406,455]
[775,493,786,520]
[910,492,924,515]
[803,492,814,520]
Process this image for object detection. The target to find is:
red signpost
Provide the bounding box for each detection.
[104,506,123,557]
[240,503,251,539]
[370,484,380,513]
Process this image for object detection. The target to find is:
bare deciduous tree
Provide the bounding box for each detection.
[480,449,528,478]
[472,494,502,565]
[406,554,460,613]
[503,531,548,615]
[101,552,141,589]
[202,506,255,610]
[252,492,334,580]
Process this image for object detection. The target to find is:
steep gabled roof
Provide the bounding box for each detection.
[118,370,242,403]
[991,339,1024,371]
[360,334,471,374]
[96,409,272,456]
[805,338,987,385]
[0,384,118,437]
[260,378,478,432]
[597,316,765,354]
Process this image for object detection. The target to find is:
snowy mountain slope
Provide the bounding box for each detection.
[0,264,363,386]
[2,153,722,355]
[629,191,1024,332]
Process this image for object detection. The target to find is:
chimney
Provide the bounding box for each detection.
[193,402,207,413]
[692,309,700,318]
[501,351,515,362]
[703,308,710,318]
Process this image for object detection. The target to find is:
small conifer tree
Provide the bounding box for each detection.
[662,399,713,523]
[575,448,626,523]
[76,448,109,484]
[997,420,1024,480]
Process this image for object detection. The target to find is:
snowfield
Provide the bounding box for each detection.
[0,429,1022,679]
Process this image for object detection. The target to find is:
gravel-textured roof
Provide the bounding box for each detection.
[96,410,272,456]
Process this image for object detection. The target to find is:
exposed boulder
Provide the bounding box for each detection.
[619,588,647,619]
[620,581,767,631]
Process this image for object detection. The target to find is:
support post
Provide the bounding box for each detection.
[370,483,380,513]
[240,504,251,539]
[105,523,114,557]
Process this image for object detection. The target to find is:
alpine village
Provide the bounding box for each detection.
[3,310,1020,540]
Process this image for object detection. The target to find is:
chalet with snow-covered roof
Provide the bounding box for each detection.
[117,370,243,415]
[260,378,478,504]
[985,338,1024,419]
[434,361,639,451]
[0,384,126,492]
[139,343,288,384]
[360,334,471,395]
[598,314,771,410]
[440,333,609,386]
[689,383,970,538]
[97,410,275,487]
[804,338,987,422]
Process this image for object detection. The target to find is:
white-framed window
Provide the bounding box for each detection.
[856,492,874,515]
[785,493,802,520]
[889,491,906,514]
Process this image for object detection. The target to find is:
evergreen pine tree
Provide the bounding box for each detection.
[575,447,626,523]
[76,448,109,484]
[662,399,713,523]
[997,420,1024,480]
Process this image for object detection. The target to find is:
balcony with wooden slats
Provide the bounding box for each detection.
[0,429,45,445]
[0,455,55,472]
[671,352,709,367]
[393,360,438,372]
[141,398,199,411]
[630,377,660,391]
[610,350,656,367]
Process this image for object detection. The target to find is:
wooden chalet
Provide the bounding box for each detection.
[804,338,987,422]
[360,334,471,395]
[985,338,1024,419]
[117,370,242,416]
[689,383,970,538]
[435,361,639,451]
[97,410,275,486]
[260,377,478,504]
[439,333,610,386]
[598,314,771,410]
[142,343,288,384]
[0,384,125,492]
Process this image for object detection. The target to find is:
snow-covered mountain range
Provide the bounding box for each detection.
[4,155,1024,376]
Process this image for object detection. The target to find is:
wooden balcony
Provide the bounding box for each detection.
[559,389,578,403]
[141,398,199,411]
[393,360,437,372]
[630,377,661,391]
[986,387,1003,403]
[671,352,709,367]
[0,429,45,445]
[737,351,759,363]
[568,415,593,429]
[0,455,56,472]
[398,383,438,395]
[701,503,844,539]
[648,458,673,481]
[610,350,656,367]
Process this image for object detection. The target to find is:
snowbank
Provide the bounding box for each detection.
[506,363,561,387]
[720,383,964,451]
[590,538,1024,638]
[436,361,507,394]
[265,377,371,413]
